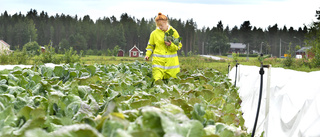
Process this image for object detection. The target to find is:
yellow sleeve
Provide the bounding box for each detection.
[168,29,182,52]
[146,32,155,57]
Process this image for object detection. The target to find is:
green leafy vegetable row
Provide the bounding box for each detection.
[0,61,248,137]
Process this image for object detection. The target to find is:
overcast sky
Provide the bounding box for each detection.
[2,0,319,30]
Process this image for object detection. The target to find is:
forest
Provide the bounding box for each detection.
[0,9,311,57]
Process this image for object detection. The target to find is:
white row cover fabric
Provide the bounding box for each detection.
[228,65,320,137]
[0,63,60,71]
[0,65,32,71]
[199,55,224,60]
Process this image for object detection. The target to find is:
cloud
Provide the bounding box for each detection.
[138,0,288,5]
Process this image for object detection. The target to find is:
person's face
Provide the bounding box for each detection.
[157,20,168,31]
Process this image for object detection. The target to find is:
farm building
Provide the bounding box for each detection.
[129,45,143,57]
[0,40,13,54]
[41,46,46,53]
[118,49,124,57]
[229,43,246,54]
[296,46,311,58]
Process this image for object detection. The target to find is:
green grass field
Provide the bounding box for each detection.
[80,56,234,74]
[3,53,317,74]
[80,55,320,75]
[81,55,145,65]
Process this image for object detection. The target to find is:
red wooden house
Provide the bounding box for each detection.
[41,46,46,53]
[118,49,124,57]
[129,45,143,57]
[296,47,311,58]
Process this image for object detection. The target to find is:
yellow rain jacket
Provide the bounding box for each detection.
[145,26,182,81]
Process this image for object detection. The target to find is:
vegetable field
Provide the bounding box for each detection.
[0,61,248,137]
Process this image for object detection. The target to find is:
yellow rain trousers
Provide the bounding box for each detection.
[145,26,182,81]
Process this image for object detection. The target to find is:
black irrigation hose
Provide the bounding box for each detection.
[251,61,269,137]
[228,63,230,74]
[234,60,239,87]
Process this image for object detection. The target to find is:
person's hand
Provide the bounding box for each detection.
[165,41,171,46]
[144,56,149,61]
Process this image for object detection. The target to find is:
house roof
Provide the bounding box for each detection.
[230,43,246,49]
[0,40,10,48]
[129,45,140,52]
[296,47,311,52]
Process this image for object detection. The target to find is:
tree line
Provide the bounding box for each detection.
[0,9,312,57]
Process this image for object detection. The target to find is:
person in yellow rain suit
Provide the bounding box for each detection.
[144,13,182,81]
